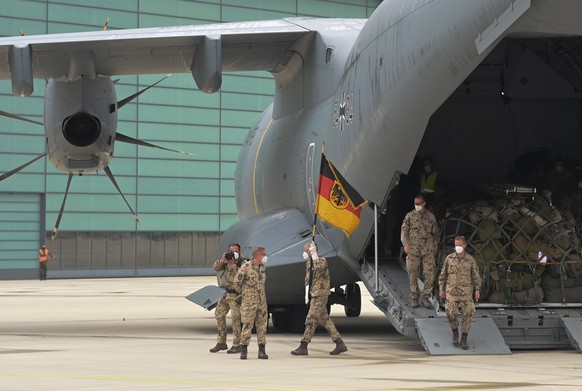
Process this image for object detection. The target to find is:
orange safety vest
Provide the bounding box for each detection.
[38,249,49,263]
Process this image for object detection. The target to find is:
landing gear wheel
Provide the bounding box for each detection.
[344,283,361,317]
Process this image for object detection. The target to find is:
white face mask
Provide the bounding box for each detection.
[262,256,268,264]
[555,165,564,173]
[455,246,464,254]
[233,251,240,260]
[414,205,423,212]
[302,252,310,260]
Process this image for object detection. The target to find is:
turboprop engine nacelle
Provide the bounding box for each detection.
[44,76,117,174]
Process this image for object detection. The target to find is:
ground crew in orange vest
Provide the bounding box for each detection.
[38,244,55,281]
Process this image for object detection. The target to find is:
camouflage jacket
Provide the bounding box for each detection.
[438,252,482,299]
[400,209,438,255]
[213,260,240,292]
[305,256,330,298]
[234,261,267,305]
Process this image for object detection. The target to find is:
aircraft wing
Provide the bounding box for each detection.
[0,18,364,93]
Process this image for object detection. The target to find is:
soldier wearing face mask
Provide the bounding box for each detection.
[210,243,246,354]
[290,241,347,357]
[234,246,269,360]
[438,236,481,350]
[401,194,439,308]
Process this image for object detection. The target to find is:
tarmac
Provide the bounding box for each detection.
[0,276,581,391]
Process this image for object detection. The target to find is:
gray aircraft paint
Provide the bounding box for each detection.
[1,0,582,333]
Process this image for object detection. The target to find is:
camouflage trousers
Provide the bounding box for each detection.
[240,301,268,346]
[445,296,475,333]
[301,295,341,343]
[406,252,436,299]
[214,293,241,345]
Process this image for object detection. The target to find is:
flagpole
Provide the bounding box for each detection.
[309,143,326,305]
[312,143,325,240]
[374,203,379,292]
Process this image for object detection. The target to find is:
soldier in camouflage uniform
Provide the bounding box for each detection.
[291,241,347,356]
[438,235,482,350]
[209,243,244,354]
[401,194,439,308]
[234,246,268,360]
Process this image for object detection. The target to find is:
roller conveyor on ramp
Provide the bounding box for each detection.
[358,259,582,355]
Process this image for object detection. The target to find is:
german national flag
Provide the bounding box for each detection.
[316,154,367,236]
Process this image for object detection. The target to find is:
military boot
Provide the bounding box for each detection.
[240,345,248,360]
[422,297,432,309]
[452,329,459,347]
[258,344,269,359]
[290,341,308,356]
[330,338,348,355]
[410,297,419,308]
[227,345,242,354]
[209,342,228,353]
[461,333,469,350]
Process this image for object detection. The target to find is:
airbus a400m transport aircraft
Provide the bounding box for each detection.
[2,0,582,354]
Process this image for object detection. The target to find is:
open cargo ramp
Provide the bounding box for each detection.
[415,317,510,355]
[358,258,582,354]
[561,317,582,353]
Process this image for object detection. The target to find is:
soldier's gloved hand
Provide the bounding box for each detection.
[309,241,319,261]
[305,285,310,305]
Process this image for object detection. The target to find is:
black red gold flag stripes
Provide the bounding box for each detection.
[315,153,367,236]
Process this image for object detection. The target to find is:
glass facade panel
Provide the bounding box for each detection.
[164,232,179,267]
[121,232,136,268]
[178,232,193,267]
[150,231,165,267]
[222,0,296,13]
[92,232,107,268]
[0,0,379,278]
[136,232,151,267]
[106,232,122,268]
[59,232,77,269]
[76,232,92,269]
[47,4,137,31]
[298,0,367,17]
[55,0,138,12]
[222,6,290,22]
[0,0,47,19]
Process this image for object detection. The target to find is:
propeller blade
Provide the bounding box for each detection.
[0,109,43,126]
[110,74,172,113]
[116,133,192,156]
[0,152,46,182]
[51,173,73,240]
[104,166,140,224]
